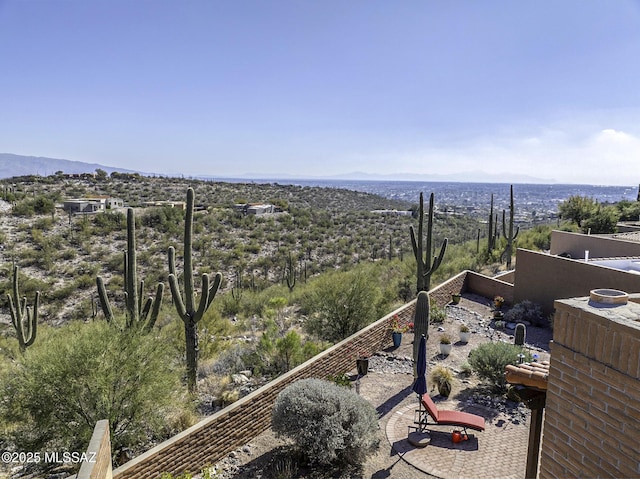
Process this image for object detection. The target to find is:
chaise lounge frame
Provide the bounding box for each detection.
[414,393,486,436]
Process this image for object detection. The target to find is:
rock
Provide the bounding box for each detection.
[231,373,250,384]
[239,369,252,377]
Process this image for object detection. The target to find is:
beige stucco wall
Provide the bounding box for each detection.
[513,249,640,315]
[550,230,640,259]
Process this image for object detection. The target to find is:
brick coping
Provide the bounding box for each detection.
[386,402,530,479]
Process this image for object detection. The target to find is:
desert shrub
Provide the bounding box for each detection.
[272,378,379,466]
[468,342,532,391]
[430,304,446,324]
[504,300,546,327]
[1,320,187,452]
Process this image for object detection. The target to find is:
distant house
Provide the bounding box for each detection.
[234,203,280,216]
[371,209,413,216]
[63,196,124,214]
[143,200,187,210]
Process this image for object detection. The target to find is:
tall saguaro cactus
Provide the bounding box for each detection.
[168,188,222,393]
[96,208,164,331]
[501,185,519,270]
[7,265,40,352]
[409,192,448,293]
[412,291,430,376]
[487,193,497,252]
[285,252,296,293]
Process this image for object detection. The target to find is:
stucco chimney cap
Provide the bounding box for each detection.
[589,289,629,305]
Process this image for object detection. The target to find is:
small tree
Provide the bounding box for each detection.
[2,320,186,453]
[303,269,381,342]
[272,378,379,466]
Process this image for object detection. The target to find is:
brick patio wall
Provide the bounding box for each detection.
[539,297,640,478]
[464,271,514,306]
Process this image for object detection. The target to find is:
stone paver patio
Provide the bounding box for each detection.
[386,399,530,479]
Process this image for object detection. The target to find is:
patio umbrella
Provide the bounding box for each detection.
[411,334,429,435]
[412,334,428,396]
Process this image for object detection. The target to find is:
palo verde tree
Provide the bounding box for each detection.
[7,264,40,352]
[409,192,448,293]
[168,187,222,393]
[96,208,164,331]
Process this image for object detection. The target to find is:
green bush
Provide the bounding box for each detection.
[272,378,379,466]
[1,320,188,452]
[468,342,532,391]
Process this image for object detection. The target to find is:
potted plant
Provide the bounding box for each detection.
[439,334,452,356]
[350,346,371,376]
[390,314,408,348]
[430,364,454,397]
[451,293,461,304]
[459,324,471,343]
[493,295,505,319]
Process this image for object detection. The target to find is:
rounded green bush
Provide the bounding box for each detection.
[468,341,532,391]
[271,378,379,466]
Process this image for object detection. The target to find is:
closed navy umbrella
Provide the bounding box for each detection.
[412,334,428,396]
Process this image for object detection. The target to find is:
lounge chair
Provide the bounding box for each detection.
[415,393,485,435]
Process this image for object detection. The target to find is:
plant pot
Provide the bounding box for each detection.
[439,343,452,356]
[493,311,504,320]
[459,331,471,343]
[438,381,452,397]
[392,332,402,348]
[451,293,461,304]
[356,358,369,376]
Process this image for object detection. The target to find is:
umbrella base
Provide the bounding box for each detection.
[408,431,431,448]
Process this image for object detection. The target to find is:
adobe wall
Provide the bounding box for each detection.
[464,271,514,306]
[550,230,640,259]
[513,249,640,315]
[539,297,640,478]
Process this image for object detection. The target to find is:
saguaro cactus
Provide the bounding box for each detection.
[285,252,296,293]
[412,291,430,376]
[409,192,448,293]
[96,208,163,331]
[515,323,526,346]
[488,193,498,252]
[168,187,222,393]
[501,185,519,270]
[7,265,40,352]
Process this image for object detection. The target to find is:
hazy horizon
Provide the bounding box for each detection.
[2,1,640,185]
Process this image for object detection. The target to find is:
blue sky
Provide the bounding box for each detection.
[1,1,639,185]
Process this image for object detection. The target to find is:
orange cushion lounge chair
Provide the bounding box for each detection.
[417,394,485,434]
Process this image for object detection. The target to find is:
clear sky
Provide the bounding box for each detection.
[1,1,639,185]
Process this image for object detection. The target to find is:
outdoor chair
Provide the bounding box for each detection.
[414,393,485,436]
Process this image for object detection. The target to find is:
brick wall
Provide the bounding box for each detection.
[539,297,640,478]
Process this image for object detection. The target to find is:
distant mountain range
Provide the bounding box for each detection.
[0,153,137,179]
[1,153,553,184]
